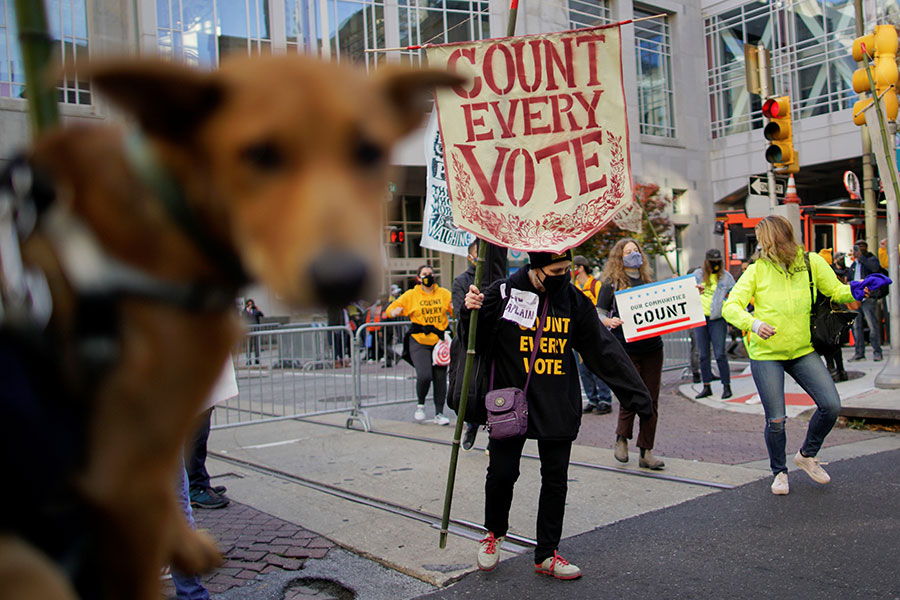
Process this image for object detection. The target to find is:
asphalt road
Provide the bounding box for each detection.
[421,448,900,599]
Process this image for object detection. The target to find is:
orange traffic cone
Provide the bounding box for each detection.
[784,174,801,204]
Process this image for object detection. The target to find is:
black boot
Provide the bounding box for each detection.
[721,384,733,399]
[696,384,713,399]
[462,423,478,451]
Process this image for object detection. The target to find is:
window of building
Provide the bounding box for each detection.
[567,0,610,29]
[157,0,271,67]
[397,0,490,67]
[704,0,899,139]
[290,0,386,69]
[1,0,90,104]
[635,8,675,138]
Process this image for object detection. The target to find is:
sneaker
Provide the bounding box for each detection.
[874,352,883,362]
[794,451,830,484]
[476,532,504,571]
[614,436,628,463]
[190,487,229,509]
[462,423,478,451]
[535,551,582,580]
[434,413,451,426]
[849,355,866,362]
[639,449,665,470]
[594,402,612,415]
[212,485,227,495]
[414,405,426,421]
[771,472,789,495]
[582,404,596,414]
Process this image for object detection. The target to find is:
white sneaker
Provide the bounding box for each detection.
[794,451,830,484]
[434,413,450,426]
[771,472,789,495]
[414,406,426,421]
[535,551,582,580]
[476,533,503,571]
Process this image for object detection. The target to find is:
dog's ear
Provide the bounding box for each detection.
[375,68,467,137]
[82,60,223,141]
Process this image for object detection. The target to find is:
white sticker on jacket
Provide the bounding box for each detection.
[502,288,539,328]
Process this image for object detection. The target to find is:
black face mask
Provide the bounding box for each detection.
[421,275,435,287]
[540,270,568,294]
[710,262,722,273]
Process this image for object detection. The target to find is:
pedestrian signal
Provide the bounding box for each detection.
[389,227,405,245]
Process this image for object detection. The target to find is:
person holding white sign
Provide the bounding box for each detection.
[597,239,665,470]
[692,249,735,400]
[463,250,651,580]
[722,216,857,496]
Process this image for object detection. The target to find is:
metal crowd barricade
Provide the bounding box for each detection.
[213,324,357,429]
[661,330,692,372]
[349,320,418,432]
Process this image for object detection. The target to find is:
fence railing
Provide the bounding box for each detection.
[213,320,694,431]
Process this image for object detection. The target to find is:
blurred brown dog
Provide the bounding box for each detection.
[0,56,461,599]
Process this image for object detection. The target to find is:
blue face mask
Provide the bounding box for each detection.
[623,251,643,268]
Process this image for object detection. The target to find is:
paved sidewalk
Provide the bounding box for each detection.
[163,500,336,598]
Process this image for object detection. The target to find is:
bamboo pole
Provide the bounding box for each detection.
[15,0,58,135]
[438,0,519,551]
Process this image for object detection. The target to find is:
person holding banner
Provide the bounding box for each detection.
[386,265,453,425]
[597,239,666,470]
[692,249,735,400]
[722,216,858,496]
[463,250,651,579]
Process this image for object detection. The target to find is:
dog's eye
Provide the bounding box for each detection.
[355,139,386,170]
[241,141,285,171]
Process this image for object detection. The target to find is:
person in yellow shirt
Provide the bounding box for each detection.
[386,264,454,424]
[572,255,612,414]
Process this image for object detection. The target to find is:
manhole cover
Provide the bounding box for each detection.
[284,577,355,600]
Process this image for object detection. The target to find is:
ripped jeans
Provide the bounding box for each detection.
[750,352,842,475]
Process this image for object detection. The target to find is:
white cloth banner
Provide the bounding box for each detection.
[421,111,476,256]
[427,25,633,252]
[614,275,706,342]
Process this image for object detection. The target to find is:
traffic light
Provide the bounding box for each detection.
[851,25,898,125]
[762,96,798,174]
[389,226,405,245]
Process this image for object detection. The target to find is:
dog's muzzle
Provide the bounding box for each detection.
[308,249,369,307]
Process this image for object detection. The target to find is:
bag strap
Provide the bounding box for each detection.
[803,252,816,308]
[490,296,550,393]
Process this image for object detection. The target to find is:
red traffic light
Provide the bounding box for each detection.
[762,98,787,119]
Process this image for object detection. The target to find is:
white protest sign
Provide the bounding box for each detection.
[614,274,705,342]
[501,288,539,328]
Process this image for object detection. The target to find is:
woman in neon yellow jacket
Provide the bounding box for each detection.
[722,216,855,496]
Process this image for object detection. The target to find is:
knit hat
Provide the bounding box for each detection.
[818,248,833,265]
[528,249,574,269]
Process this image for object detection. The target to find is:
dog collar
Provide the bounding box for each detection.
[123,130,249,286]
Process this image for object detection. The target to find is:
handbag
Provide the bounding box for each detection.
[804,253,857,356]
[484,298,549,440]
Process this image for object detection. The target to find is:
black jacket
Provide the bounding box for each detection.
[447,244,508,424]
[853,250,882,280]
[463,266,652,440]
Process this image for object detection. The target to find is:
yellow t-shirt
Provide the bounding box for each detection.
[700,273,718,317]
[575,276,600,305]
[386,284,452,346]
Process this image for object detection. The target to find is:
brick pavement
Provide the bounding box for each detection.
[575,371,885,464]
[163,500,335,598]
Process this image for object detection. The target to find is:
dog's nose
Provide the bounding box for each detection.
[309,249,369,307]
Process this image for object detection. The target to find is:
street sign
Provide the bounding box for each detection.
[843,170,861,199]
[747,175,786,198]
